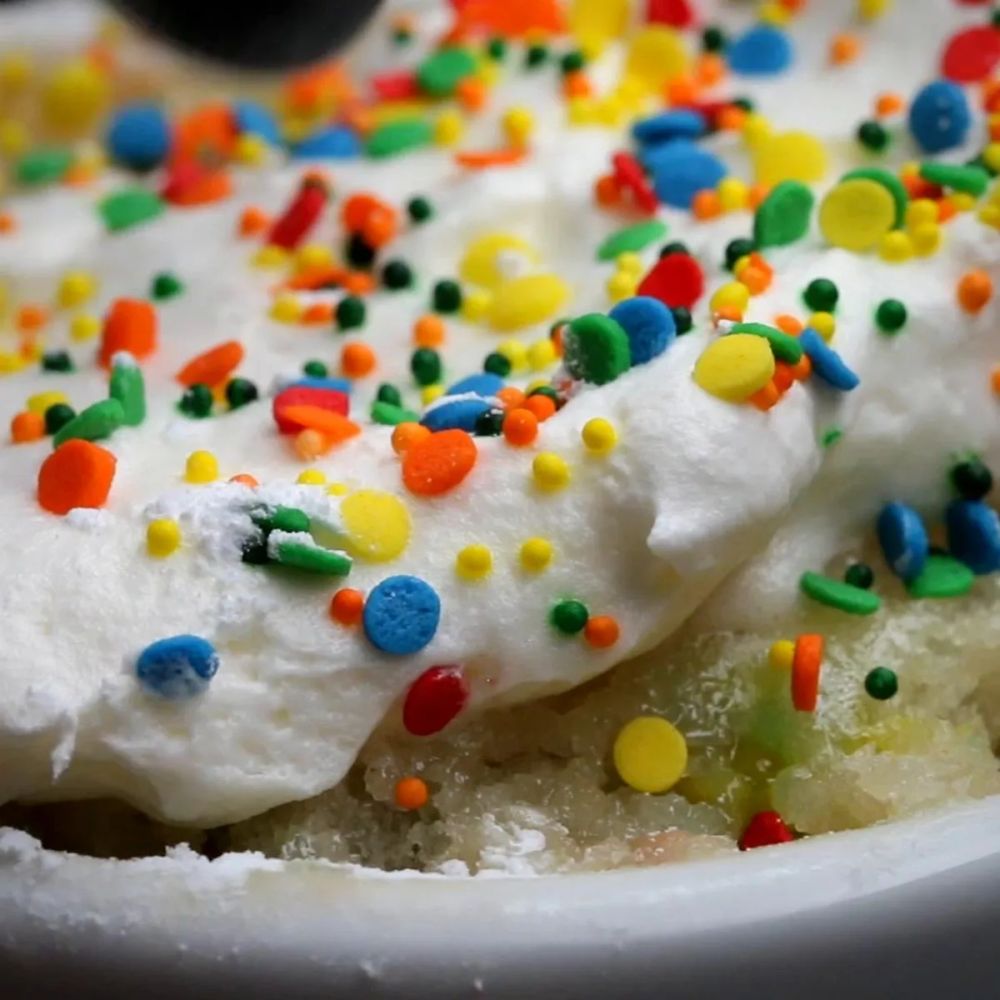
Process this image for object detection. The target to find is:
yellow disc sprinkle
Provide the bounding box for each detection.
[185,450,219,484]
[297,468,326,485]
[520,537,554,572]
[532,452,571,492]
[769,639,795,670]
[911,222,942,257]
[819,178,896,251]
[147,518,181,558]
[326,482,350,496]
[488,274,569,332]
[456,543,493,580]
[752,131,828,186]
[459,233,539,289]
[693,334,775,402]
[624,26,689,91]
[340,489,412,563]
[613,716,688,794]
[581,417,618,454]
[42,59,110,133]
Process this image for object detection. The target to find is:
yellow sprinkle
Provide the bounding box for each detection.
[759,1,791,26]
[769,639,795,670]
[911,221,942,257]
[295,243,334,272]
[234,133,268,166]
[949,192,975,213]
[857,0,892,18]
[527,338,557,370]
[532,452,571,492]
[693,334,775,402]
[433,109,464,146]
[0,52,34,93]
[581,417,618,454]
[752,130,828,186]
[567,97,598,126]
[185,450,219,484]
[461,288,493,322]
[0,352,25,374]
[878,229,914,263]
[70,313,100,342]
[613,716,688,794]
[0,118,29,157]
[459,233,539,290]
[717,176,749,212]
[57,271,97,309]
[710,281,750,315]
[978,203,1000,229]
[809,312,836,341]
[456,543,493,580]
[42,59,110,133]
[615,252,644,276]
[270,294,302,323]
[147,518,181,558]
[741,113,773,149]
[341,489,412,562]
[606,271,638,303]
[519,537,554,572]
[297,468,326,485]
[819,177,895,251]
[899,160,920,180]
[252,245,291,271]
[326,482,350,496]
[502,106,534,147]
[421,384,445,405]
[624,25,690,92]
[497,339,528,371]
[984,143,1000,174]
[27,390,68,415]
[489,274,569,331]
[905,198,938,229]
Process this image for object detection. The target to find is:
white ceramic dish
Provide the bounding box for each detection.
[2,796,999,998]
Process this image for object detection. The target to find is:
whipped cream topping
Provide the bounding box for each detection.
[0,0,997,825]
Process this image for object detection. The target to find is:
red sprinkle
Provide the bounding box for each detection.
[942,25,1000,83]
[612,151,658,215]
[267,175,329,250]
[739,811,795,850]
[637,252,705,309]
[272,385,349,433]
[646,0,695,28]
[402,665,470,736]
[371,69,420,101]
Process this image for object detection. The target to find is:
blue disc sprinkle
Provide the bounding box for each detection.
[800,328,860,391]
[293,126,361,159]
[289,375,353,395]
[420,396,492,432]
[609,295,676,366]
[447,372,505,397]
[642,140,727,209]
[946,499,1000,574]
[727,25,793,76]
[908,80,971,153]
[136,635,219,699]
[632,109,706,146]
[877,502,929,582]
[233,100,280,145]
[364,575,441,655]
[105,103,171,171]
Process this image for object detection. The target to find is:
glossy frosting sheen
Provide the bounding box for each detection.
[0,0,997,824]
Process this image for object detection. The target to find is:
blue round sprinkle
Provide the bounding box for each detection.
[727,25,793,76]
[106,103,171,172]
[420,397,492,432]
[290,375,353,395]
[364,576,441,655]
[632,110,706,146]
[293,126,361,159]
[908,80,971,154]
[800,328,860,392]
[946,500,1000,575]
[877,502,929,583]
[447,372,505,397]
[609,296,676,366]
[136,635,219,699]
[643,140,727,209]
[233,100,280,146]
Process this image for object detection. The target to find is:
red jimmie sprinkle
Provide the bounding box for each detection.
[637,252,705,309]
[267,175,330,250]
[646,0,696,29]
[739,811,795,851]
[612,151,658,215]
[403,665,469,736]
[371,69,420,101]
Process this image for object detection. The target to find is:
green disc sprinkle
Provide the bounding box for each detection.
[753,181,814,247]
[253,506,311,534]
[99,188,165,232]
[417,47,477,97]
[597,219,668,261]
[728,322,803,364]
[17,147,73,185]
[108,355,146,426]
[842,168,908,227]
[273,540,351,576]
[918,162,990,197]
[906,554,975,599]
[53,398,125,447]
[370,400,420,425]
[563,314,631,386]
[799,571,882,615]
[366,118,434,158]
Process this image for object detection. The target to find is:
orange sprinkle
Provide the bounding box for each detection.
[501,407,538,447]
[495,386,526,410]
[341,341,377,378]
[790,354,813,381]
[0,212,17,233]
[301,302,334,324]
[228,473,259,487]
[455,147,527,169]
[875,92,904,117]
[99,298,157,367]
[991,365,1000,396]
[456,76,488,111]
[170,103,237,167]
[454,0,566,37]
[584,615,620,649]
[691,189,722,220]
[176,340,244,388]
[294,428,333,460]
[830,33,861,65]
[282,405,361,443]
[696,54,726,88]
[62,164,96,187]
[413,315,446,348]
[594,174,622,207]
[746,182,771,210]
[15,304,48,332]
[329,587,365,626]
[394,776,429,811]
[739,265,771,295]
[341,193,384,232]
[749,380,780,411]
[37,439,116,515]
[937,198,959,223]
[665,74,698,106]
[562,71,592,100]
[285,265,345,291]
[772,362,796,393]
[342,270,377,295]
[958,270,994,313]
[360,205,398,248]
[167,168,233,207]
[239,206,271,237]
[774,314,804,336]
[716,106,747,131]
[402,428,478,496]
[714,305,744,324]
[10,410,45,444]
[522,394,556,422]
[791,633,823,712]
[391,421,431,455]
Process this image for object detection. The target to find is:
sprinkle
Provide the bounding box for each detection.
[402,665,468,735]
[532,452,571,492]
[739,811,794,850]
[799,571,882,615]
[52,398,124,448]
[842,169,906,224]
[70,314,100,342]
[520,537,553,572]
[942,25,1000,84]
[694,334,775,403]
[769,640,794,670]
[184,450,219,484]
[278,406,360,445]
[57,271,97,309]
[341,342,377,379]
[908,80,970,153]
[946,500,1000,575]
[269,534,352,576]
[957,270,993,314]
[391,422,431,455]
[581,417,618,454]
[644,141,727,209]
[727,24,792,76]
[799,328,859,391]
[176,340,244,388]
[99,299,157,367]
[225,377,258,410]
[550,599,589,635]
[267,175,329,250]
[329,588,365,626]
[402,428,478,496]
[597,220,669,262]
[502,408,539,447]
[875,299,907,334]
[791,633,823,712]
[394,776,430,810]
[864,667,898,701]
[608,295,676,365]
[907,554,975,598]
[17,147,73,186]
[455,543,493,580]
[272,385,349,434]
[563,313,631,385]
[488,274,570,331]
[10,411,44,443]
[99,187,165,232]
[147,518,181,558]
[877,502,929,582]
[135,634,219,699]
[919,162,989,197]
[37,439,116,515]
[613,716,687,794]
[296,469,325,485]
[584,614,620,648]
[728,322,803,364]
[106,103,170,170]
[637,251,704,308]
[367,118,433,158]
[341,489,411,563]
[819,178,895,251]
[844,562,875,589]
[829,32,861,65]
[421,397,492,433]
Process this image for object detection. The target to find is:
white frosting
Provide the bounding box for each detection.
[0,0,997,825]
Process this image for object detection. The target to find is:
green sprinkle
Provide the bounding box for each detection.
[803,278,838,313]
[821,426,843,448]
[371,400,420,425]
[875,299,907,334]
[728,322,803,364]
[856,120,889,153]
[44,403,75,436]
[842,168,908,227]
[411,348,442,386]
[550,599,589,635]
[918,161,990,197]
[303,360,328,378]
[596,219,668,261]
[563,313,631,386]
[109,354,146,426]
[253,506,311,534]
[336,295,366,330]
[367,118,434,158]
[179,384,213,418]
[864,667,898,701]
[17,147,73,186]
[799,571,882,615]
[272,538,352,576]
[753,181,814,247]
[99,188,165,232]
[376,383,402,407]
[53,398,125,448]
[417,47,477,96]
[906,554,975,599]
[151,272,183,300]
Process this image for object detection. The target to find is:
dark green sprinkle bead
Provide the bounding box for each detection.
[864,667,898,701]
[702,25,727,52]
[43,402,75,435]
[303,359,328,378]
[241,532,270,565]
[525,44,548,68]
[550,599,589,635]
[411,348,442,386]
[486,37,506,60]
[151,271,183,300]
[560,50,585,74]
[474,408,505,436]
[225,377,258,409]
[528,385,559,403]
[407,195,433,223]
[432,279,462,313]
[41,351,73,372]
[377,382,402,407]
[724,237,756,271]
[875,298,907,334]
[346,232,376,270]
[844,562,874,589]
[660,241,690,257]
[671,306,693,334]
[732,97,754,113]
[382,259,413,289]
[951,458,993,501]
[484,351,512,376]
[179,383,213,418]
[336,295,366,330]
[391,28,412,46]
[857,120,889,152]
[993,10,1000,29]
[803,277,839,312]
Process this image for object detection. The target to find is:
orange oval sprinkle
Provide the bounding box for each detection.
[37,439,116,515]
[875,92,904,117]
[692,189,722,220]
[790,354,813,381]
[0,212,17,234]
[341,270,377,295]
[772,362,796,393]
[746,182,771,210]
[501,407,538,446]
[10,410,45,444]
[749,379,780,411]
[229,473,259,487]
[330,587,365,626]
[238,206,270,237]
[456,76,488,111]
[584,615,620,649]
[522,394,556,422]
[495,386,525,410]
[594,174,621,207]
[774,314,804,336]
[301,302,334,324]
[341,192,384,232]
[413,315,446,348]
[830,33,861,65]
[696,53,726,88]
[360,204,398,248]
[958,269,993,314]
[392,422,431,455]
[341,341,377,378]
[563,71,592,99]
[455,147,527,169]
[394,776,429,811]
[16,304,48,332]
[281,405,360,443]
[402,428,478,496]
[99,298,157,368]
[170,102,237,167]
[294,428,332,460]
[665,74,698,106]
[791,633,823,712]
[176,340,244,388]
